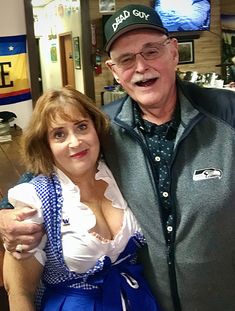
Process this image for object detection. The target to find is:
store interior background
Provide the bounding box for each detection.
[29,0,235,105]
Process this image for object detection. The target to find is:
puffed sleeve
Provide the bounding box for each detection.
[8,183,47,265]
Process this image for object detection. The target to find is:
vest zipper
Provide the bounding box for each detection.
[115,122,182,311]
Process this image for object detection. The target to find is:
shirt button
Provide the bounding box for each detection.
[167,226,173,232]
[163,191,169,198]
[155,156,161,162]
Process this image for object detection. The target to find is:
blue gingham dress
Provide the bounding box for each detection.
[30,174,160,311]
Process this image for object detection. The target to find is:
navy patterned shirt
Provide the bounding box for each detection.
[133,102,180,234]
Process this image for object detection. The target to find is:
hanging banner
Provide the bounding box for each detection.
[0,35,31,105]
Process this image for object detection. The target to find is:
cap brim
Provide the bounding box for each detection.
[105,24,168,52]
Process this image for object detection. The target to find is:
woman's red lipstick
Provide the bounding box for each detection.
[70,150,88,158]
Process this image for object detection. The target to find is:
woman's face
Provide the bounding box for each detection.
[47,105,100,182]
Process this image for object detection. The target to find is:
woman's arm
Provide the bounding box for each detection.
[3,251,43,311]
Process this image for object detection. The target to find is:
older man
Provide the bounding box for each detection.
[101,4,235,311]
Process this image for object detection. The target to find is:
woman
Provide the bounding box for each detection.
[3,87,160,311]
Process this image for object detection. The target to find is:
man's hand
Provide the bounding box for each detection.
[0,207,44,259]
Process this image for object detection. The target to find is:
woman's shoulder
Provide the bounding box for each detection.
[8,182,41,210]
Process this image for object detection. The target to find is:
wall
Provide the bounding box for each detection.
[0,0,33,129]
[221,0,235,13]
[33,0,85,93]
[177,0,221,74]
[89,0,222,105]
[220,0,235,80]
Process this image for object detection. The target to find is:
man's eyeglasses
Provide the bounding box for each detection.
[110,37,171,70]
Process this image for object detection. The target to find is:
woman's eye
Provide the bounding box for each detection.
[54,131,65,140]
[77,123,88,131]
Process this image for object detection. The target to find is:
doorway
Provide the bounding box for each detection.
[59,33,75,88]
[35,38,43,95]
[24,0,95,100]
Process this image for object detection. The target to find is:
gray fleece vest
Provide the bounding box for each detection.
[101,79,235,311]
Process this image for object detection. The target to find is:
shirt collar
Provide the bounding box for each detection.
[133,100,181,138]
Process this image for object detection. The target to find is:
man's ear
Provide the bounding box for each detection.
[105,60,120,83]
[170,38,179,64]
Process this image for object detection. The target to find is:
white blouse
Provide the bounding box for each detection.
[8,161,141,274]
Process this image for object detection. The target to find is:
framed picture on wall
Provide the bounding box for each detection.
[50,43,57,62]
[99,0,116,13]
[73,36,81,69]
[178,41,194,64]
[221,14,235,64]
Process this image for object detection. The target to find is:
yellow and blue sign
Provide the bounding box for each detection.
[0,35,31,105]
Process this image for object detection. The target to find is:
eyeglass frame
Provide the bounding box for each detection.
[108,37,171,70]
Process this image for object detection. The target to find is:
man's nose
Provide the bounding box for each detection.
[135,53,149,71]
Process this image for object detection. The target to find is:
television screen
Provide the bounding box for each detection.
[153,0,211,32]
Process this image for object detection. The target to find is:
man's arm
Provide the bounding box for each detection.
[0,172,44,258]
[0,207,44,258]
